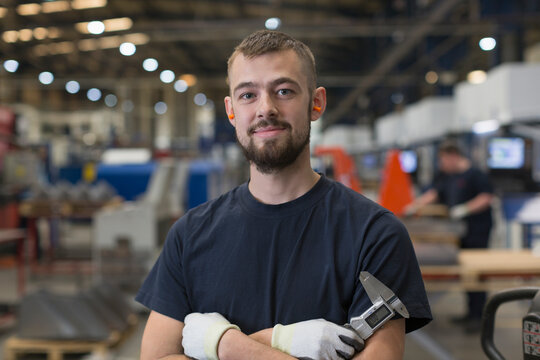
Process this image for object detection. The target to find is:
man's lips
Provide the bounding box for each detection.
[252,126,287,137]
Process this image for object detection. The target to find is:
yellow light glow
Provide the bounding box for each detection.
[34,44,50,56]
[2,30,19,43]
[180,74,198,87]
[71,0,107,10]
[124,33,150,45]
[51,41,75,54]
[19,29,34,42]
[75,22,88,33]
[17,3,41,15]
[103,17,133,32]
[33,27,49,40]
[98,35,121,49]
[48,27,62,39]
[42,1,71,13]
[467,70,487,85]
[0,7,7,18]
[425,71,439,84]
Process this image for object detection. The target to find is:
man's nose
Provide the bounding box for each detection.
[256,93,278,118]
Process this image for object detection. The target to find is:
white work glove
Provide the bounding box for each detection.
[272,319,364,360]
[449,203,469,219]
[182,312,240,360]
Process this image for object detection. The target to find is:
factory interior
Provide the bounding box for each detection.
[2,0,540,359]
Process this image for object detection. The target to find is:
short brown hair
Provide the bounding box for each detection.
[227,30,317,93]
[438,141,463,156]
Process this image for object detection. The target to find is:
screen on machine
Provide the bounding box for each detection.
[487,137,525,169]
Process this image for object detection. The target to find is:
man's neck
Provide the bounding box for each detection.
[248,151,320,205]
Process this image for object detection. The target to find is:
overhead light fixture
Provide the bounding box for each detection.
[71,0,107,10]
[180,74,197,87]
[0,7,7,18]
[143,58,159,72]
[42,1,70,13]
[194,93,207,106]
[87,21,105,35]
[2,30,18,43]
[16,3,41,16]
[425,71,438,84]
[104,94,118,107]
[3,60,19,73]
[174,80,188,93]
[154,102,168,115]
[65,80,81,94]
[19,29,34,42]
[119,42,136,56]
[473,119,499,134]
[38,71,55,85]
[265,17,281,30]
[467,70,487,84]
[160,70,175,84]
[87,88,102,102]
[479,37,496,51]
[47,27,62,39]
[33,27,49,40]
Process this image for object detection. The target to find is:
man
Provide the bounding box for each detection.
[406,141,494,331]
[137,30,432,360]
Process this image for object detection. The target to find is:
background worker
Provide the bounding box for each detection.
[137,30,432,360]
[406,141,494,331]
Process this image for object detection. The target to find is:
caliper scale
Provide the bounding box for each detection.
[349,271,410,340]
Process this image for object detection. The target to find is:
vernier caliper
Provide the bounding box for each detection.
[349,271,410,340]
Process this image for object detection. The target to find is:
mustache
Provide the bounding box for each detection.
[248,118,291,134]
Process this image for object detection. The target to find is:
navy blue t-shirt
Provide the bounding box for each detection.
[136,175,432,334]
[432,167,494,231]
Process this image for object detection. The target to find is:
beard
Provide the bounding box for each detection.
[236,111,311,175]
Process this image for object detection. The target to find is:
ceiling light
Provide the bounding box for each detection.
[119,42,136,56]
[391,92,404,105]
[154,102,168,115]
[33,27,49,40]
[103,17,133,32]
[0,7,7,18]
[47,27,62,39]
[2,31,18,43]
[467,70,487,84]
[180,74,197,87]
[16,3,41,16]
[174,80,188,93]
[479,37,496,51]
[265,17,281,30]
[473,119,499,134]
[98,35,120,49]
[87,88,102,102]
[194,93,207,106]
[65,81,80,94]
[41,1,70,13]
[71,0,107,10]
[124,33,150,45]
[104,94,118,107]
[38,71,54,85]
[143,58,159,72]
[78,39,99,51]
[3,60,19,73]
[425,71,438,84]
[87,21,105,35]
[160,70,175,84]
[19,29,33,42]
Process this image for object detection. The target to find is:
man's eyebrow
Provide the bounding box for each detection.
[233,82,256,95]
[271,77,300,88]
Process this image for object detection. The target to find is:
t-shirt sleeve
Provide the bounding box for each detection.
[135,220,191,322]
[349,212,432,333]
[472,169,494,195]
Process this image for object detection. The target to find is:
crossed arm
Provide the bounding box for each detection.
[140,311,405,360]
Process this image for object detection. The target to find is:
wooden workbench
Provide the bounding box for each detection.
[421,249,540,291]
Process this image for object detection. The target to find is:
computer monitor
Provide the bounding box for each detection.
[399,150,417,173]
[487,137,525,169]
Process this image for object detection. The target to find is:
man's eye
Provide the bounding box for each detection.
[277,89,292,96]
[240,93,254,100]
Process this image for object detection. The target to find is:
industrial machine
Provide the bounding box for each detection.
[481,287,540,360]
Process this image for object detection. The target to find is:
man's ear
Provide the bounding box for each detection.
[311,87,327,121]
[224,96,235,126]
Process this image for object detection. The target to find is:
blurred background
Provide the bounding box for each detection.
[1,1,540,359]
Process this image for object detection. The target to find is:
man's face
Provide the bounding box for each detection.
[438,152,458,173]
[225,50,317,174]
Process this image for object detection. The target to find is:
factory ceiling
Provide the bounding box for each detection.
[1,0,540,128]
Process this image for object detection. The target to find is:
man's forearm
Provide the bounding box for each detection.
[352,319,405,360]
[218,329,296,360]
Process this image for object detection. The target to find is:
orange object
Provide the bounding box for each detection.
[228,113,235,120]
[313,106,321,112]
[314,146,362,193]
[378,150,414,216]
